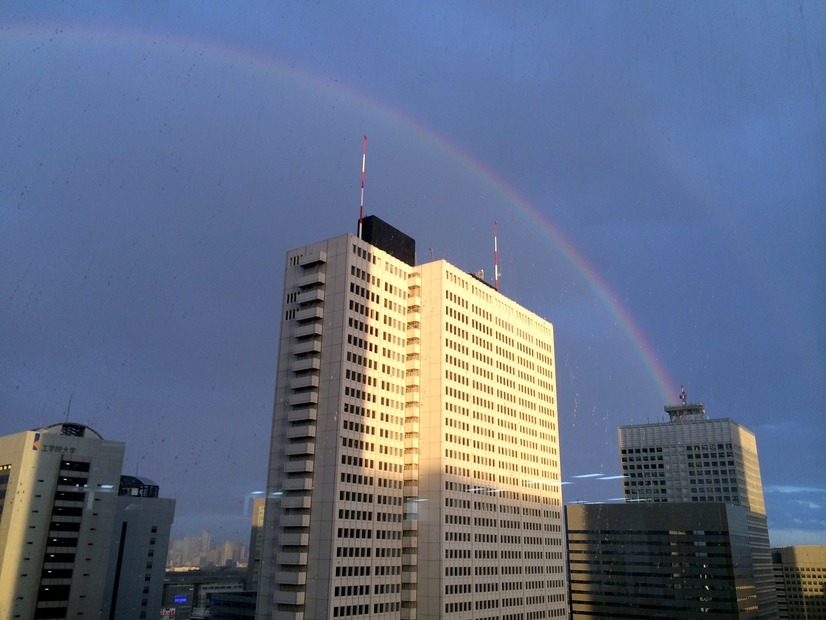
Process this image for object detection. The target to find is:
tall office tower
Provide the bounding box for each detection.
[618,402,776,617]
[247,497,266,591]
[0,423,174,620]
[258,216,566,620]
[567,502,761,618]
[101,475,176,619]
[772,545,826,619]
[0,422,124,618]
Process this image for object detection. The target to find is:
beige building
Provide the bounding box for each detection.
[0,423,174,620]
[773,545,826,619]
[247,497,267,590]
[0,423,124,619]
[257,217,566,619]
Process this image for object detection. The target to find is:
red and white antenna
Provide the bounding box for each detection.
[358,134,367,238]
[493,221,500,291]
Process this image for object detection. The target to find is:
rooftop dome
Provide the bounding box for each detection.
[38,422,103,439]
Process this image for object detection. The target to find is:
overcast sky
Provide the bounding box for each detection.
[2,2,824,545]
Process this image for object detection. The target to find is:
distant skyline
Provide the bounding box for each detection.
[1,3,824,546]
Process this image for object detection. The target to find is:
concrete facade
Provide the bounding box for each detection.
[773,545,826,619]
[0,423,174,620]
[101,478,175,619]
[619,415,765,512]
[257,219,566,619]
[0,423,124,619]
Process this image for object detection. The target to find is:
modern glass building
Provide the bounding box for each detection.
[567,502,760,618]
[613,403,776,618]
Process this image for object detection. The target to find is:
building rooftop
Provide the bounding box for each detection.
[36,422,103,439]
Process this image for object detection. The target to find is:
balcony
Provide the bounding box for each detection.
[274,589,306,606]
[292,356,320,372]
[276,570,307,586]
[294,323,322,339]
[283,459,314,475]
[296,288,325,304]
[296,271,325,289]
[292,339,321,355]
[280,495,312,510]
[287,408,317,423]
[289,375,319,390]
[287,391,318,407]
[286,424,316,440]
[285,440,315,456]
[299,250,326,267]
[295,306,323,322]
[280,513,311,528]
[278,551,309,566]
[279,532,310,546]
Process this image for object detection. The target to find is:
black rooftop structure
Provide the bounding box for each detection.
[360,215,416,266]
[119,475,160,497]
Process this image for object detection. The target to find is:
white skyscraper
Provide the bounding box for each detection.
[0,422,174,620]
[258,216,566,620]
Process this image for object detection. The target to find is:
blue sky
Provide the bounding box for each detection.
[1,2,824,545]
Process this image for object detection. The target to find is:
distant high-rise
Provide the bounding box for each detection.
[247,497,266,591]
[619,402,765,511]
[567,502,762,618]
[773,545,826,619]
[617,400,776,617]
[257,216,567,619]
[102,476,175,619]
[0,422,174,620]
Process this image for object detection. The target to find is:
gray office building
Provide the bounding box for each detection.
[615,401,776,618]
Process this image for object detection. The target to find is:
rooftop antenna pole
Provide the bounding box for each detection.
[358,134,367,239]
[493,221,500,291]
[64,393,74,423]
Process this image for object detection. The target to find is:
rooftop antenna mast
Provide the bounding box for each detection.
[64,393,74,423]
[493,221,500,291]
[358,134,367,239]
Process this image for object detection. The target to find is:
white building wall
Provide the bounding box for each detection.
[101,495,175,619]
[0,425,124,619]
[259,230,567,620]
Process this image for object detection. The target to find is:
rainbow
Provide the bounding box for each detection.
[3,22,678,402]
